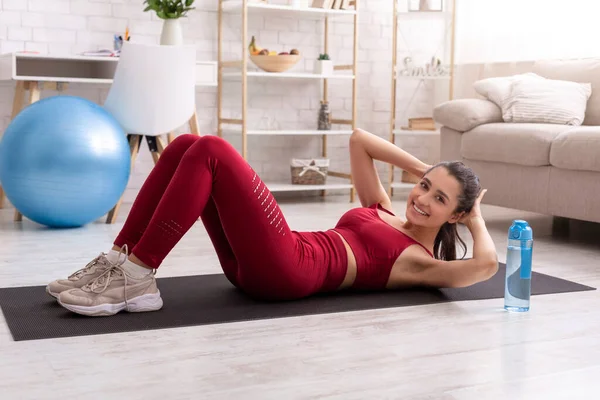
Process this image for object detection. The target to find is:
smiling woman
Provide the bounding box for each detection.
[417,161,482,261]
[348,128,498,289]
[47,129,497,318]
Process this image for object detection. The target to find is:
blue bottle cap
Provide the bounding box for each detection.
[509,220,533,240]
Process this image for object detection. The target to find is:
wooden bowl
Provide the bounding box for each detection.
[249,54,301,73]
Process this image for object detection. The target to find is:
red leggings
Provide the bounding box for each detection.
[114,134,348,300]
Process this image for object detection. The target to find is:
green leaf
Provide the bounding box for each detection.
[143,0,195,19]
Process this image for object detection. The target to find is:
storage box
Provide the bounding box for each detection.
[290,158,329,185]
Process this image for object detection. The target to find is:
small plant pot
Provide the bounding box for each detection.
[314,60,333,76]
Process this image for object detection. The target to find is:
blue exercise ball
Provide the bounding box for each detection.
[0,95,130,228]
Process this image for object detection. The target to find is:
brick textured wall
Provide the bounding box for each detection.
[0,0,444,204]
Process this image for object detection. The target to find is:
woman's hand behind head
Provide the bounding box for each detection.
[458,188,487,229]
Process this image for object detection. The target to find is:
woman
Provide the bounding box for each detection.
[47,129,498,317]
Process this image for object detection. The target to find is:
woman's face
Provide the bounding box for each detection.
[405,166,463,228]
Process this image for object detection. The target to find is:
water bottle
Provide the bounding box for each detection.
[504,220,533,312]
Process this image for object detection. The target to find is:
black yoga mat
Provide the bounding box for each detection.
[0,263,595,341]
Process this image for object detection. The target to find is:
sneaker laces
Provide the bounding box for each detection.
[68,253,110,280]
[83,244,132,309]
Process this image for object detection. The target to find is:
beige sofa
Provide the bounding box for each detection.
[433,59,600,224]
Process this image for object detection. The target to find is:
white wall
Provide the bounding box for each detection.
[0,0,444,204]
[455,0,600,63]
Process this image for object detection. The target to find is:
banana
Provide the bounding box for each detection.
[248,36,262,55]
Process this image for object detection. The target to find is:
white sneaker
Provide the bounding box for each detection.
[46,253,114,299]
[57,260,163,317]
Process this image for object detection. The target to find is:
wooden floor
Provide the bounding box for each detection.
[0,197,599,399]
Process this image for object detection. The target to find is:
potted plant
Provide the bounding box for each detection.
[314,53,333,76]
[143,0,195,45]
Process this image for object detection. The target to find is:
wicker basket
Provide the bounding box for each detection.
[290,158,329,185]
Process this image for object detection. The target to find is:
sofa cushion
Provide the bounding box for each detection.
[433,99,502,132]
[532,58,600,125]
[473,72,543,107]
[550,127,600,172]
[502,78,591,125]
[461,123,569,166]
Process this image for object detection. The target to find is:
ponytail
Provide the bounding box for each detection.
[433,222,467,261]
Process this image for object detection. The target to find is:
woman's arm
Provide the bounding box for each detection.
[398,218,498,288]
[350,128,431,209]
[462,215,498,275]
[352,128,431,178]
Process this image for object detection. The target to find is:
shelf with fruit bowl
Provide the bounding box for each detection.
[223,70,354,79]
[217,0,359,202]
[224,37,354,79]
[221,127,354,136]
[222,1,356,19]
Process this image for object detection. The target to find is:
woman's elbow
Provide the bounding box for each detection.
[457,259,499,288]
[482,258,499,281]
[448,262,498,288]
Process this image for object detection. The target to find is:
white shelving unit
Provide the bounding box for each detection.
[222,128,354,136]
[222,71,354,79]
[396,75,451,81]
[218,0,359,200]
[388,0,456,197]
[222,1,357,18]
[268,180,354,192]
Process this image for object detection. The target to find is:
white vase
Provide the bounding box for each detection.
[314,60,333,76]
[160,19,183,45]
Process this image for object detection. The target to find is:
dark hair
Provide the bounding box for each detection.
[424,161,481,261]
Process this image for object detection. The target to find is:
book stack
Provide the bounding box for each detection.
[401,117,436,131]
[311,0,353,10]
[401,170,421,184]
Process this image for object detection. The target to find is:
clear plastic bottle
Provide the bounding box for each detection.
[504,220,533,312]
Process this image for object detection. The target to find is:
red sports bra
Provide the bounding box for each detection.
[331,203,434,290]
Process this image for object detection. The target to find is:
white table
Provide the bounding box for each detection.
[0,52,218,218]
[0,52,218,86]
